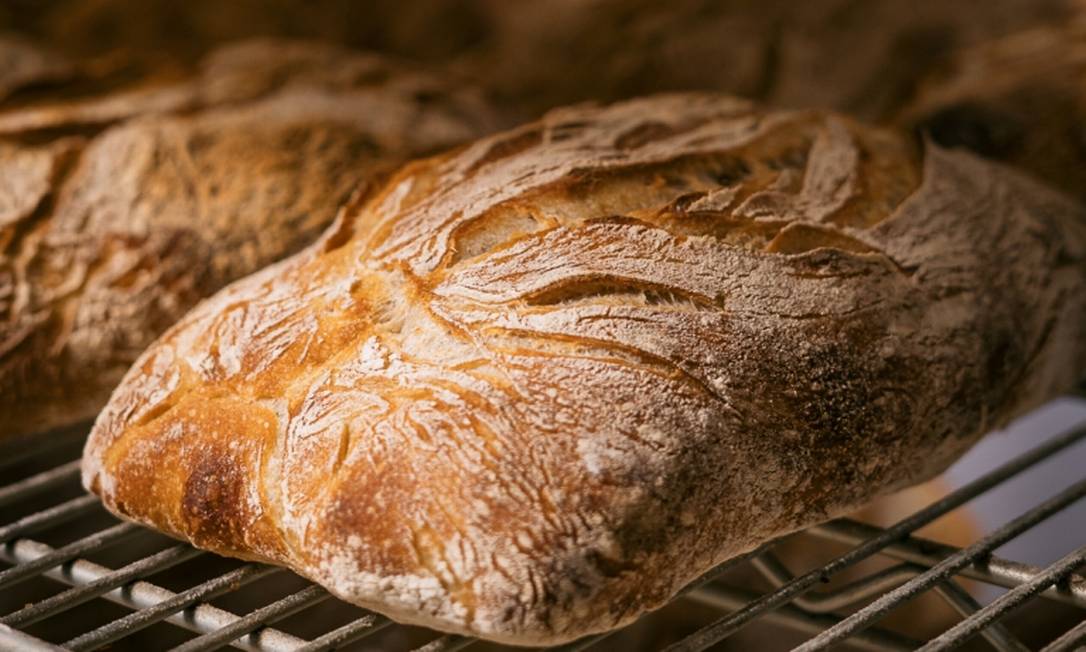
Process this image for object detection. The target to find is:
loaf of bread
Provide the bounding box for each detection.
[82,94,1086,644]
[470,0,1071,121]
[899,12,1086,202]
[0,39,497,440]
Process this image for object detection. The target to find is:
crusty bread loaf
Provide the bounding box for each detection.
[82,94,1086,645]
[899,12,1086,202]
[470,0,1071,121]
[0,39,497,440]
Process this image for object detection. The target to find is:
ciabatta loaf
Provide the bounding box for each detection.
[0,39,497,440]
[83,94,1086,645]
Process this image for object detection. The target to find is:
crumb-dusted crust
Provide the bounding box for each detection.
[0,39,498,439]
[83,94,1086,645]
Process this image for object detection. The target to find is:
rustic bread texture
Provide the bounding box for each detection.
[899,12,1086,202]
[470,0,1071,121]
[82,94,1086,645]
[0,39,497,440]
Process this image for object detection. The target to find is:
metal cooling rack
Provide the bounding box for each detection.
[2,399,1085,652]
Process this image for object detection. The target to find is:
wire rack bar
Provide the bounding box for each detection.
[930,581,1028,652]
[1,545,205,628]
[545,542,785,651]
[545,581,924,652]
[168,585,330,652]
[290,613,392,652]
[917,544,1086,652]
[751,550,1029,652]
[1040,617,1086,652]
[751,553,921,613]
[0,460,81,510]
[808,519,1086,608]
[0,495,100,544]
[0,522,141,590]
[751,551,1030,652]
[686,585,919,652]
[0,537,298,652]
[662,421,1086,652]
[545,539,875,652]
[1,408,1083,651]
[65,564,285,652]
[792,476,1086,652]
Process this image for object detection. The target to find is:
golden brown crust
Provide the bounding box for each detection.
[0,39,498,439]
[899,14,1086,202]
[83,94,1086,644]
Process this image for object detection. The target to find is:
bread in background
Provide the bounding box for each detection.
[899,10,1086,202]
[468,0,1070,121]
[0,38,500,440]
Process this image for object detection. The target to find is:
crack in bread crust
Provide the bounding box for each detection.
[83,93,1086,645]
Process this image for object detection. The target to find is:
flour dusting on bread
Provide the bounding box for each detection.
[83,94,1086,644]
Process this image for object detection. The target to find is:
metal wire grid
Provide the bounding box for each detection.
[1,405,1085,652]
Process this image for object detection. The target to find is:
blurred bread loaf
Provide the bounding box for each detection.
[900,11,1086,202]
[470,0,1072,121]
[8,1,1071,124]
[0,38,498,439]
